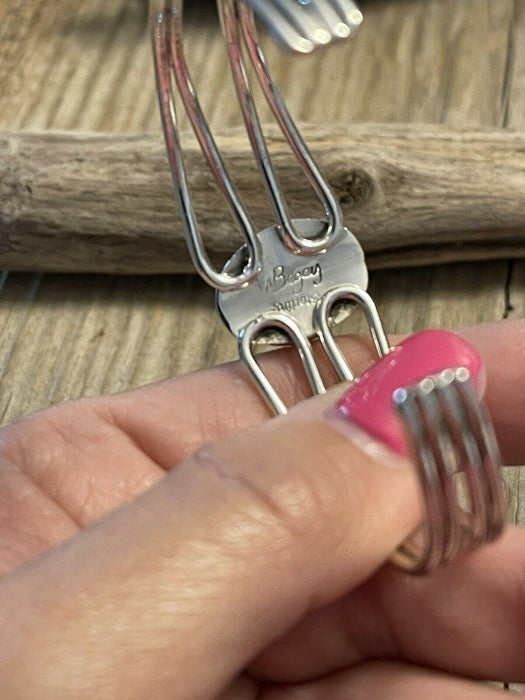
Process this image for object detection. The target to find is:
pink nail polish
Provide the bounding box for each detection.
[336,330,484,456]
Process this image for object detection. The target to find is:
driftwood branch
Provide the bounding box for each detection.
[1,125,524,273]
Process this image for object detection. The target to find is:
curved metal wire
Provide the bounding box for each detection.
[391,369,505,574]
[152,1,505,578]
[315,284,391,381]
[223,0,344,253]
[151,1,262,290]
[239,313,326,415]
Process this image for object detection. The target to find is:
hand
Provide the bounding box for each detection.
[0,320,524,699]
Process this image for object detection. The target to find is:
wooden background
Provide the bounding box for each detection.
[0,0,524,689]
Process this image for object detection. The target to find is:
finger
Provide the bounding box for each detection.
[252,526,525,685]
[0,407,166,573]
[17,317,521,473]
[0,386,424,700]
[0,456,79,573]
[94,318,525,466]
[0,333,375,570]
[462,318,525,464]
[259,662,509,700]
[1,320,523,567]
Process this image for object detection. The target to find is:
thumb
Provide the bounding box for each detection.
[0,387,421,700]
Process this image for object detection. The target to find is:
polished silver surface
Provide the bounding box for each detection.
[151,0,262,290]
[217,220,368,341]
[151,0,347,295]
[152,1,506,576]
[239,312,326,414]
[219,0,344,253]
[243,0,363,53]
[315,284,391,381]
[391,368,505,575]
[152,0,368,413]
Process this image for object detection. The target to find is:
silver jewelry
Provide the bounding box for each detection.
[151,0,505,573]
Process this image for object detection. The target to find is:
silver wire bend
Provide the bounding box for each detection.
[239,313,326,415]
[237,285,390,415]
[315,285,392,382]
[219,0,344,253]
[152,1,262,290]
[152,0,345,293]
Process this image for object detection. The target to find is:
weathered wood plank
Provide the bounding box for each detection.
[2,126,524,273]
[0,0,520,133]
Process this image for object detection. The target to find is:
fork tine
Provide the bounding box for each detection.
[393,382,449,573]
[244,0,362,50]
[242,0,315,52]
[267,0,332,46]
[151,1,262,290]
[392,369,505,574]
[436,371,490,548]
[239,313,326,415]
[245,0,331,47]
[329,0,363,29]
[219,0,343,253]
[312,0,352,39]
[415,378,465,564]
[315,284,391,382]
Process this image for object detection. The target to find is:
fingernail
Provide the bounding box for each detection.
[333,330,484,456]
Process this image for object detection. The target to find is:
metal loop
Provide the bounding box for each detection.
[239,313,326,415]
[315,284,391,382]
[220,0,344,253]
[152,1,262,290]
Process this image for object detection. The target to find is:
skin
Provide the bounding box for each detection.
[0,319,524,698]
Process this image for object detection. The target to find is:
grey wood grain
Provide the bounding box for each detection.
[2,126,525,272]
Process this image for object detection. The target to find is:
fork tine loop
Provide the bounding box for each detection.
[315,284,391,381]
[392,369,505,574]
[152,1,262,290]
[239,4,345,242]
[219,1,344,253]
[239,313,326,415]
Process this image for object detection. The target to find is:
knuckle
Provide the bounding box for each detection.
[190,425,355,560]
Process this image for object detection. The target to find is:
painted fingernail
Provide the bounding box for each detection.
[335,330,484,456]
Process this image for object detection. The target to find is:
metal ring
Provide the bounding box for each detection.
[391,368,506,575]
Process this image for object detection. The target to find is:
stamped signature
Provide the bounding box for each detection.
[258,263,322,295]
